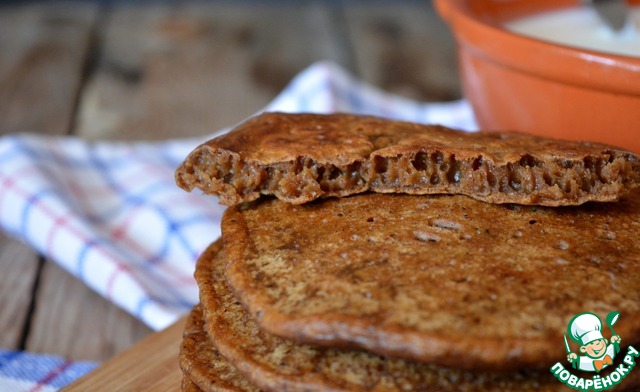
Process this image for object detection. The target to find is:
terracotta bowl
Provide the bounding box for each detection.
[435,0,640,153]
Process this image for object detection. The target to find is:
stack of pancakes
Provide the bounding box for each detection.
[175,113,640,391]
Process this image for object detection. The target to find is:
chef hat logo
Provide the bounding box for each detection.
[568,312,604,346]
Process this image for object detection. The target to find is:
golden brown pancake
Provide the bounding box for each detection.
[194,241,572,391]
[175,112,640,206]
[179,303,260,392]
[221,189,640,371]
[182,375,203,392]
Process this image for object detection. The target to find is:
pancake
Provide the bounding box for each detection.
[194,241,570,392]
[221,189,640,371]
[182,375,203,392]
[175,112,640,206]
[179,303,260,392]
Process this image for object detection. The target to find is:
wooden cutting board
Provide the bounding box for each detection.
[62,316,187,391]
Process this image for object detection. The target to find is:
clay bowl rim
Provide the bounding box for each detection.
[435,0,640,96]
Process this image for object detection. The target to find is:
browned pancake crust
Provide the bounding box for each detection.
[221,190,640,371]
[175,112,640,206]
[195,241,571,391]
[180,302,260,392]
[182,374,204,392]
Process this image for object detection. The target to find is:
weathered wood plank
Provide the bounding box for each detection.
[0,234,40,350]
[63,316,186,391]
[0,2,97,135]
[0,2,100,356]
[26,261,152,361]
[76,2,348,141]
[344,1,461,101]
[0,1,153,361]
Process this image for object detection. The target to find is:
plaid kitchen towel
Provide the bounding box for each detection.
[0,61,477,333]
[0,349,97,392]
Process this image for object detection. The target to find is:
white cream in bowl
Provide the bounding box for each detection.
[505,6,640,57]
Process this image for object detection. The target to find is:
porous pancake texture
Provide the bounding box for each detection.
[176,112,640,206]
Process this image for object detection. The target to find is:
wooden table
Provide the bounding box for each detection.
[0,0,459,373]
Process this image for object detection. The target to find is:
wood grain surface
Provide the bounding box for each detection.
[0,2,97,135]
[62,316,187,391]
[0,233,40,351]
[0,0,458,378]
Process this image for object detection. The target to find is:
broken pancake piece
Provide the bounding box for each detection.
[175,112,640,206]
[194,241,569,391]
[221,190,640,371]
